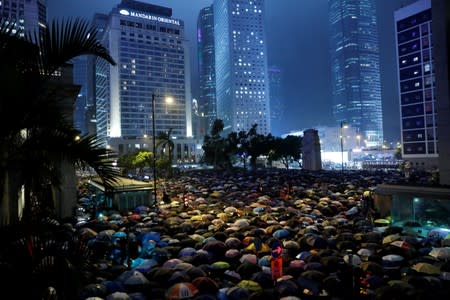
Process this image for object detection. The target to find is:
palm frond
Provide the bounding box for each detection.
[29,18,116,76]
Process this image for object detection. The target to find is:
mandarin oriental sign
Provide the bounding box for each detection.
[119,9,181,26]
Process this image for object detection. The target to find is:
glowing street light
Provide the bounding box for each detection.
[150,91,174,210]
[340,121,349,172]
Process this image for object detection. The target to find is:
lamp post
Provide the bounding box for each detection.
[151,91,158,210]
[340,121,348,172]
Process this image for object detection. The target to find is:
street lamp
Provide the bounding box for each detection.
[150,91,174,210]
[151,92,158,209]
[340,121,348,172]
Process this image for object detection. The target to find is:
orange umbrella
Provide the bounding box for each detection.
[166,282,198,300]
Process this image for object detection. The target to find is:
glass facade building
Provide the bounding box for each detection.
[213,0,271,135]
[394,0,438,158]
[268,65,282,136]
[0,0,47,37]
[328,0,383,148]
[96,0,191,144]
[197,5,216,136]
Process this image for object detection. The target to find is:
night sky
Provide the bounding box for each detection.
[47,0,415,143]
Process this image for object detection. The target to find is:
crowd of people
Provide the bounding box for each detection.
[3,168,450,299]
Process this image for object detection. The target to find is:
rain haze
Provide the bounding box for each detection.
[47,0,414,143]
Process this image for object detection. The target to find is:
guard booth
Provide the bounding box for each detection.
[87,176,154,212]
[374,184,450,236]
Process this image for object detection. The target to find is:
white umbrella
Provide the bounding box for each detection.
[382,254,404,262]
[106,292,131,300]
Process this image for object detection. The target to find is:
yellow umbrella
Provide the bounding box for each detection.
[237,280,262,293]
[411,262,440,275]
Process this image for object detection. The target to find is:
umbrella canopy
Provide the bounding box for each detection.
[237,280,263,293]
[429,247,450,259]
[382,234,400,244]
[411,262,440,275]
[166,282,199,300]
[360,261,384,276]
[163,258,185,269]
[106,292,131,300]
[123,270,150,286]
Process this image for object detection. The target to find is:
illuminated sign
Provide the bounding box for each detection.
[119,9,181,26]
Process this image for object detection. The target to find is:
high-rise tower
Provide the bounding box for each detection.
[329,0,383,148]
[197,5,216,136]
[0,0,47,36]
[96,0,191,144]
[213,0,271,135]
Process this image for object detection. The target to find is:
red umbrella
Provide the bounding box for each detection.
[166,282,198,300]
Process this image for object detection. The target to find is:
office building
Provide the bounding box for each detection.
[394,0,450,182]
[0,0,47,37]
[328,0,383,148]
[268,65,282,136]
[197,5,216,136]
[96,0,191,145]
[213,0,271,135]
[395,0,439,169]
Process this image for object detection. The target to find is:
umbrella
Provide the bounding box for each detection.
[131,258,158,273]
[296,251,312,260]
[123,270,150,286]
[112,231,127,238]
[302,235,328,249]
[237,280,263,293]
[178,247,197,258]
[374,219,390,225]
[429,247,450,259]
[225,286,250,299]
[79,284,107,299]
[382,254,404,262]
[360,261,384,276]
[166,282,199,300]
[411,262,440,275]
[163,258,185,269]
[79,227,98,239]
[390,240,411,249]
[273,228,290,239]
[106,292,131,300]
[382,233,400,244]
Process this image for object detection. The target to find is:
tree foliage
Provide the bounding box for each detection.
[201,120,302,170]
[0,18,119,224]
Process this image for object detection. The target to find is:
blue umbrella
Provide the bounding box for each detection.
[273,228,290,239]
[131,258,158,273]
[296,251,312,260]
[113,231,127,238]
[178,247,197,258]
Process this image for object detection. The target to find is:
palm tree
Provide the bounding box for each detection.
[156,128,174,161]
[0,18,119,225]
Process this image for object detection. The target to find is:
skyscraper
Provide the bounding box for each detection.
[0,0,47,36]
[213,0,271,135]
[328,0,383,148]
[197,5,216,136]
[72,56,88,135]
[96,0,191,144]
[268,65,282,136]
[394,0,440,168]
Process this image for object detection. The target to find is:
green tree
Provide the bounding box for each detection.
[272,135,302,169]
[133,150,153,176]
[202,119,228,168]
[116,151,137,176]
[0,18,119,225]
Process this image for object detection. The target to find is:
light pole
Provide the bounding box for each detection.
[340,121,348,172]
[151,91,158,210]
